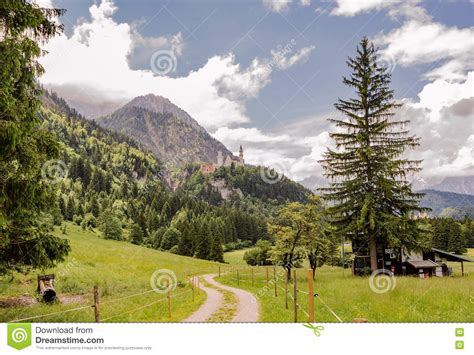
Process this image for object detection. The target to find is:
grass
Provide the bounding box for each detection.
[0,223,231,323]
[221,253,474,322]
[223,248,253,265]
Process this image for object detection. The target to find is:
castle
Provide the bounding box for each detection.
[201,146,244,174]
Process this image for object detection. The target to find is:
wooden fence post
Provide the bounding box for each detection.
[197,276,200,294]
[218,266,221,278]
[274,267,277,297]
[308,269,314,322]
[191,276,195,302]
[251,268,254,286]
[285,275,288,310]
[461,261,464,276]
[237,269,240,285]
[93,286,100,322]
[293,270,298,323]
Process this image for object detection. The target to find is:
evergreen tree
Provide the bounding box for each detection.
[177,223,194,256]
[462,218,474,248]
[209,219,224,262]
[129,223,144,245]
[0,0,70,273]
[195,221,211,260]
[319,37,426,272]
[65,197,75,221]
[90,196,100,217]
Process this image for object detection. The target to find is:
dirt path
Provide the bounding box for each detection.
[183,274,259,322]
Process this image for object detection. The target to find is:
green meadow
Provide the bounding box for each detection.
[1,224,472,323]
[220,252,474,323]
[0,223,227,323]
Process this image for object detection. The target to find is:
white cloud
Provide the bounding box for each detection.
[263,0,292,13]
[376,20,474,81]
[213,124,332,182]
[271,45,316,70]
[330,0,428,20]
[331,0,401,17]
[299,0,311,7]
[413,72,474,121]
[400,73,474,176]
[39,0,314,129]
[128,28,183,70]
[214,57,273,101]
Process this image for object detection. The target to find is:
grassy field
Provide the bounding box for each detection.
[220,252,474,322]
[223,248,253,265]
[0,223,228,323]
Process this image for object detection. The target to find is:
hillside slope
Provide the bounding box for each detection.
[0,223,224,322]
[421,189,474,218]
[179,164,312,216]
[96,94,233,168]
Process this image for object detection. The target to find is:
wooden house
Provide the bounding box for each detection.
[351,238,473,277]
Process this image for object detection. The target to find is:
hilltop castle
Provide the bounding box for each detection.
[201,146,244,174]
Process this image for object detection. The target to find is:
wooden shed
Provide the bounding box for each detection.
[402,259,439,278]
[423,248,474,276]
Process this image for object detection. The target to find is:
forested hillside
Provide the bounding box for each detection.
[39,91,269,262]
[179,164,311,215]
[421,189,474,218]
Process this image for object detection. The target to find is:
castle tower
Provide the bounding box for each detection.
[217,151,224,167]
[239,145,244,165]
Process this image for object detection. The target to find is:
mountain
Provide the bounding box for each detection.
[96,94,233,168]
[37,90,269,261]
[429,176,474,195]
[298,175,328,191]
[412,175,474,195]
[421,189,474,218]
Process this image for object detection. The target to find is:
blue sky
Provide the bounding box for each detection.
[37,0,474,184]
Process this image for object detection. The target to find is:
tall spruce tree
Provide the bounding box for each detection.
[0,1,70,273]
[319,37,426,272]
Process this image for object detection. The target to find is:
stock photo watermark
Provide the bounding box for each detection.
[41,159,68,184]
[369,269,396,294]
[150,50,177,76]
[150,269,178,294]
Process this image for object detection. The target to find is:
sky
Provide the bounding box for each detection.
[34,0,474,185]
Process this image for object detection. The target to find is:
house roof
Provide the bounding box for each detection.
[432,248,474,262]
[404,260,440,269]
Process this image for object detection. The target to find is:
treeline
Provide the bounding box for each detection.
[42,92,268,262]
[427,217,473,254]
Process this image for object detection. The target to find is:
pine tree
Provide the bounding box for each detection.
[65,197,76,221]
[319,37,426,272]
[195,221,211,260]
[444,219,466,254]
[0,0,70,273]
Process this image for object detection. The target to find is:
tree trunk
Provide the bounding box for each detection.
[369,231,377,272]
[312,266,316,280]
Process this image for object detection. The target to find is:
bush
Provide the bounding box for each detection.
[73,215,83,226]
[160,227,181,250]
[243,240,273,266]
[100,215,124,241]
[83,213,97,228]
